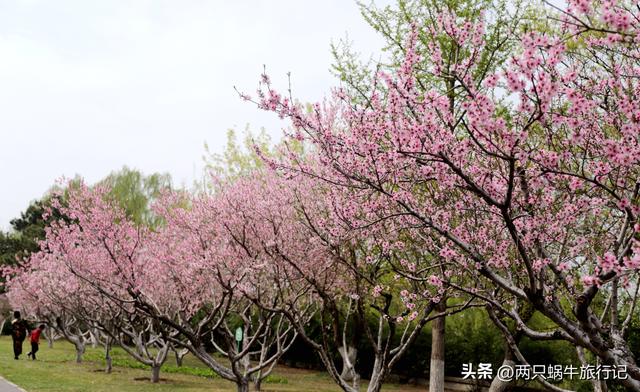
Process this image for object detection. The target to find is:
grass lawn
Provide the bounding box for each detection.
[0,337,422,391]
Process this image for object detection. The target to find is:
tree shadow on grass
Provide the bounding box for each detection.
[132,377,173,383]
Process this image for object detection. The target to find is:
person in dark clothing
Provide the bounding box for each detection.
[27,325,45,360]
[10,311,27,360]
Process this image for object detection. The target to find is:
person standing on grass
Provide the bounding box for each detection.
[27,325,45,360]
[10,311,27,360]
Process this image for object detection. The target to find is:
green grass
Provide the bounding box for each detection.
[0,337,422,391]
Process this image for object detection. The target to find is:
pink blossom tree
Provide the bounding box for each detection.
[5,183,174,381]
[245,1,640,389]
[140,189,300,392]
[215,170,474,392]
[5,250,94,364]
[6,177,303,391]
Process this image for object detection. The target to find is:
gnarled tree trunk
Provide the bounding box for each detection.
[489,343,515,392]
[338,345,359,382]
[75,342,85,363]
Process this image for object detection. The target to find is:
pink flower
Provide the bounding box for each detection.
[439,247,457,260]
[372,285,383,298]
[617,198,630,210]
[582,275,601,287]
[428,275,443,287]
[598,252,617,273]
[532,258,551,272]
[624,253,640,270]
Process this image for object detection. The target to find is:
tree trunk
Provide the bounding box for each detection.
[236,380,249,392]
[595,380,608,392]
[151,365,161,383]
[105,340,112,374]
[489,343,515,392]
[75,341,85,363]
[46,330,54,348]
[175,349,184,367]
[105,354,112,374]
[366,358,384,392]
[90,330,98,349]
[577,347,608,392]
[254,378,262,391]
[338,345,359,382]
[429,299,446,392]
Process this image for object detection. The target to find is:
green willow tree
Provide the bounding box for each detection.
[99,166,172,228]
[203,127,274,181]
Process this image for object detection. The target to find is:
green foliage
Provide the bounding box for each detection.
[203,127,273,181]
[264,374,289,384]
[444,308,504,375]
[0,231,34,269]
[1,200,48,267]
[98,166,172,228]
[202,126,306,191]
[332,0,533,99]
[83,350,221,379]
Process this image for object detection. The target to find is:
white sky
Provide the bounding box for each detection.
[0,0,390,229]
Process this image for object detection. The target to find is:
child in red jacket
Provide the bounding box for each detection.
[27,325,45,360]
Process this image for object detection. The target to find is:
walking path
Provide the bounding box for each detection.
[0,377,24,392]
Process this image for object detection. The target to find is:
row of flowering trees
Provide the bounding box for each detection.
[5,0,640,391]
[5,172,448,392]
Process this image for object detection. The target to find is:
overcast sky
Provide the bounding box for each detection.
[0,0,390,229]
